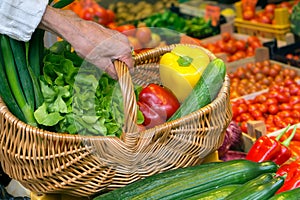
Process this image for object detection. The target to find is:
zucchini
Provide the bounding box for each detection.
[168,58,226,121]
[9,37,35,110]
[95,162,220,200]
[224,176,284,200]
[184,184,240,200]
[269,187,300,200]
[94,160,278,200]
[229,173,275,194]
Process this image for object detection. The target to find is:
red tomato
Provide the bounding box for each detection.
[106,9,115,23]
[279,103,292,111]
[240,112,253,121]
[240,121,248,133]
[247,36,260,44]
[293,103,300,111]
[265,4,276,14]
[277,93,290,103]
[81,7,95,20]
[283,117,294,125]
[268,104,279,115]
[259,15,272,24]
[107,22,118,30]
[239,103,248,113]
[277,110,291,118]
[289,141,300,160]
[254,94,268,103]
[285,128,300,141]
[116,24,136,36]
[291,110,300,119]
[235,40,247,51]
[243,6,255,20]
[94,6,108,25]
[258,103,268,113]
[266,98,278,105]
[248,104,258,113]
[221,32,231,42]
[290,96,300,105]
[250,40,262,49]
[251,110,263,120]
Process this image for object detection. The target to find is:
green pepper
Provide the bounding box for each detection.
[159,45,210,102]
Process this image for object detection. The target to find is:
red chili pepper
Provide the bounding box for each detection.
[138,83,180,128]
[276,160,300,194]
[246,125,296,165]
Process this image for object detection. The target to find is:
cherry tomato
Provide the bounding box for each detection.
[235,40,247,51]
[279,103,292,111]
[240,121,248,133]
[254,94,268,103]
[290,96,300,105]
[293,103,300,111]
[240,112,253,121]
[251,110,263,119]
[291,110,300,119]
[258,103,268,113]
[221,32,231,42]
[277,92,290,103]
[81,7,95,20]
[277,110,291,118]
[268,104,279,115]
[283,117,294,125]
[266,98,278,105]
[248,104,258,113]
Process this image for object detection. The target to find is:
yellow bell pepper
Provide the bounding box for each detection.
[159,45,210,102]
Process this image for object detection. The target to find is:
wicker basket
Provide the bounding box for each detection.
[0,44,232,197]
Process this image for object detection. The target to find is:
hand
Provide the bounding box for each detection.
[39,6,134,79]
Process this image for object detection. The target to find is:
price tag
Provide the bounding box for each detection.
[205,5,220,27]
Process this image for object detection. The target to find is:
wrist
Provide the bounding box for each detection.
[39,6,69,38]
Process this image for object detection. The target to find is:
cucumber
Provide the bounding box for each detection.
[224,176,284,200]
[95,162,220,200]
[228,173,275,195]
[269,187,300,200]
[184,184,240,200]
[168,58,226,121]
[94,160,278,200]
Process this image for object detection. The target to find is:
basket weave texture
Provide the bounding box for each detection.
[0,44,232,197]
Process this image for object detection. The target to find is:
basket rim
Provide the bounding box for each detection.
[0,44,230,142]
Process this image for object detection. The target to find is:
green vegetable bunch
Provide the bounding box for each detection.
[34,40,136,137]
[290,2,300,37]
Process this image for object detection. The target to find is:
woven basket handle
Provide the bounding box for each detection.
[114,60,138,143]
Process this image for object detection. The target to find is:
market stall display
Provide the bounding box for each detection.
[1,0,300,199]
[0,41,231,197]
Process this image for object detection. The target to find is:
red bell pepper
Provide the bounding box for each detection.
[138,83,180,128]
[271,126,298,165]
[276,160,300,194]
[246,125,297,165]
